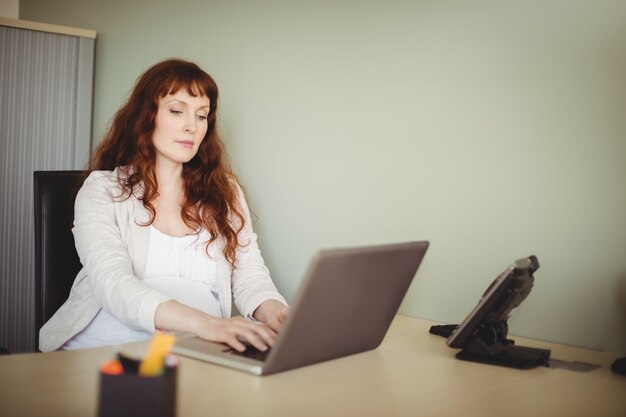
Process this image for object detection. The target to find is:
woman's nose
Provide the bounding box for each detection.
[184,117,197,133]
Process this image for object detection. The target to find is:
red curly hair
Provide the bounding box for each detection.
[87,58,245,266]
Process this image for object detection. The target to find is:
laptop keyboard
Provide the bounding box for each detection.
[223,344,271,362]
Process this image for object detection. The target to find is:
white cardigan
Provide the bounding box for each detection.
[39,168,286,352]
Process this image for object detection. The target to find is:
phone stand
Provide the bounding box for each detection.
[456,321,550,369]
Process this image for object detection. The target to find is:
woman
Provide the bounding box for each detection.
[39,59,287,353]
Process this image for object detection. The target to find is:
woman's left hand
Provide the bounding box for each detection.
[254,299,289,332]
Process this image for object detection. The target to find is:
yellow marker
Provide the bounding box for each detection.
[138,331,176,377]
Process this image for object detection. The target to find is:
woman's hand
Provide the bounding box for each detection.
[155,300,277,352]
[253,299,289,333]
[195,315,277,352]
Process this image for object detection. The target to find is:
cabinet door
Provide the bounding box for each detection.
[0,23,94,353]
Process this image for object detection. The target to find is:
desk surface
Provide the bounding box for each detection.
[1,315,625,417]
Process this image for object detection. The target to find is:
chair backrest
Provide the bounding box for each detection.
[33,171,85,349]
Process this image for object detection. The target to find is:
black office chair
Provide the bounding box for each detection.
[33,171,85,351]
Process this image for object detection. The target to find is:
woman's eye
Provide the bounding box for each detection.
[196,115,207,121]
[170,109,183,115]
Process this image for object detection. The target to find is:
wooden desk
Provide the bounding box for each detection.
[1,316,624,417]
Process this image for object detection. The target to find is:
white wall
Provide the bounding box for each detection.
[20,0,626,352]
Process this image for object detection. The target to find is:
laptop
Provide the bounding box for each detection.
[172,241,429,375]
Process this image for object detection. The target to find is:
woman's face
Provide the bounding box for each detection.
[152,89,211,167]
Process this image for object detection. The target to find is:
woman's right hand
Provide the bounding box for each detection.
[195,315,277,352]
[155,299,276,352]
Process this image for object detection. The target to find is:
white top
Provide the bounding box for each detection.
[63,226,221,349]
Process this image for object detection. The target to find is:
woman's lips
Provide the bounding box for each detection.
[176,140,194,148]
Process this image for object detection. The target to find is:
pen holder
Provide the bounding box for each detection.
[98,364,177,417]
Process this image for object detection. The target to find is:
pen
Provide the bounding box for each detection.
[100,360,123,375]
[138,331,176,377]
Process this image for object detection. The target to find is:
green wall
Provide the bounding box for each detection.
[21,0,626,352]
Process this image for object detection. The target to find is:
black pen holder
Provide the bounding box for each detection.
[98,365,177,417]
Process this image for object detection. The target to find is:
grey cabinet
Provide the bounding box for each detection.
[0,18,95,352]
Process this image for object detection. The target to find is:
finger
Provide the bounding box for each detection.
[278,308,288,322]
[224,335,247,352]
[266,318,281,333]
[251,324,278,346]
[248,321,278,339]
[238,329,270,351]
[225,319,277,350]
[268,310,288,332]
